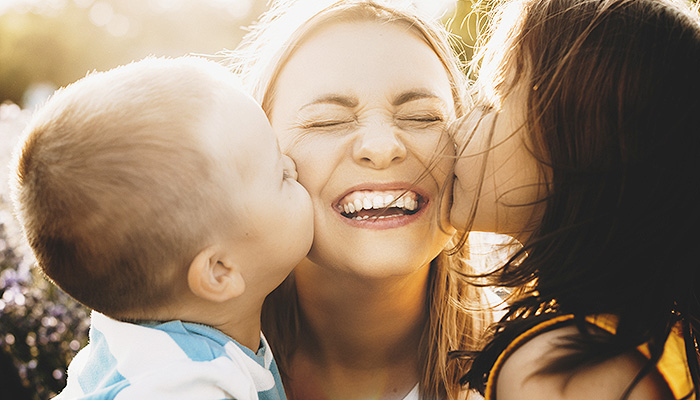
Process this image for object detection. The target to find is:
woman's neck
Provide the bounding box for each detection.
[286,258,431,399]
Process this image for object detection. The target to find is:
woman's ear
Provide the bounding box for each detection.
[187,246,245,302]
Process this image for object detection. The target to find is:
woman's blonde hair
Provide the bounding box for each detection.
[227,1,489,398]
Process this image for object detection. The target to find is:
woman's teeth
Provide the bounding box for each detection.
[337,191,421,220]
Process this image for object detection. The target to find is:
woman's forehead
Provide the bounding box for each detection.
[298,17,432,57]
[273,20,453,100]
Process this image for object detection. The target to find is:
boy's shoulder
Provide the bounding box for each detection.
[90,313,230,364]
[56,313,283,400]
[139,319,234,361]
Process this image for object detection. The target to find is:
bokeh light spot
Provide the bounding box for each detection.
[106,14,129,37]
[88,1,113,27]
[73,0,94,8]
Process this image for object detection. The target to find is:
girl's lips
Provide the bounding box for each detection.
[332,183,430,230]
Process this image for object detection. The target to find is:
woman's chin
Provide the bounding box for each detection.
[306,236,445,280]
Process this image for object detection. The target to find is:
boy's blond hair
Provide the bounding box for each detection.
[11,57,237,318]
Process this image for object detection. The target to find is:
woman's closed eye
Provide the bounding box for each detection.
[398,113,444,122]
[395,112,446,129]
[300,118,356,129]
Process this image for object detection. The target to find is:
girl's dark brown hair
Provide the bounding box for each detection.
[454,0,700,397]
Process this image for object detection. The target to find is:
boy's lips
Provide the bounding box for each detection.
[333,185,428,229]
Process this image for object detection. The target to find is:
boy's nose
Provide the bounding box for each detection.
[282,154,299,180]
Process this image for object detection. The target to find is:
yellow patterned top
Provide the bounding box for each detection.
[484,314,695,400]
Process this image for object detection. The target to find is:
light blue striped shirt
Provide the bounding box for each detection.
[55,312,286,400]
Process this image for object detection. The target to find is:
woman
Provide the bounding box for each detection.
[450,0,700,398]
[229,1,489,399]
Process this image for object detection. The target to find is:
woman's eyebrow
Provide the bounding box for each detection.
[392,90,443,106]
[300,94,359,110]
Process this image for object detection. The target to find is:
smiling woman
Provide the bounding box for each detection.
[269,22,458,280]
[228,1,489,399]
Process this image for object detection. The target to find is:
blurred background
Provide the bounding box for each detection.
[0,0,483,398]
[0,0,481,108]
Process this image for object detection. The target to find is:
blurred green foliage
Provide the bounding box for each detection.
[0,0,268,105]
[0,0,484,106]
[446,0,489,68]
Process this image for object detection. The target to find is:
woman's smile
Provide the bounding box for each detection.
[333,184,428,230]
[269,19,455,276]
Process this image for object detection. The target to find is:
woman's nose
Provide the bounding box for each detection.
[352,124,407,169]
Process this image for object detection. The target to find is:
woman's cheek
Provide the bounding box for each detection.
[280,133,339,196]
[406,128,453,184]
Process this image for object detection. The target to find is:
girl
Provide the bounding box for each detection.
[450,0,700,398]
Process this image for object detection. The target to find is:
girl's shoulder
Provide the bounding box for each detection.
[494,322,674,400]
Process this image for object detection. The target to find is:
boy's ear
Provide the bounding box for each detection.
[187,246,245,302]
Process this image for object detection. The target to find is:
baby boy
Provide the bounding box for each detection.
[10,56,313,399]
